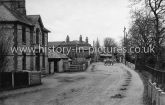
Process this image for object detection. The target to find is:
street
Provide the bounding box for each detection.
[0,63,144,105]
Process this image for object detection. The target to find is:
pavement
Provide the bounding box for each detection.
[0,63,144,105]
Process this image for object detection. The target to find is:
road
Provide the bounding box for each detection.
[0,63,144,105]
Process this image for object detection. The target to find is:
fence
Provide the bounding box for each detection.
[64,60,90,72]
[125,61,165,105]
[0,71,41,91]
[0,72,13,89]
[147,80,165,105]
[144,66,165,90]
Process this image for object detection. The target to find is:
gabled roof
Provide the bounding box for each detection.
[27,15,43,26]
[43,27,51,32]
[0,4,33,26]
[27,15,50,32]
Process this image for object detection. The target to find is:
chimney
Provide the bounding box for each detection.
[79,35,82,43]
[0,0,26,15]
[86,37,88,44]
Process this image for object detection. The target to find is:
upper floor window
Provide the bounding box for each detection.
[30,28,33,44]
[22,26,26,44]
[36,28,40,44]
[42,33,45,46]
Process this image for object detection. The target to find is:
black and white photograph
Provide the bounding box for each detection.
[0,0,165,105]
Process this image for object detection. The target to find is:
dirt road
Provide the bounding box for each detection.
[0,63,144,105]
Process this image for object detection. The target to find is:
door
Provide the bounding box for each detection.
[54,61,58,72]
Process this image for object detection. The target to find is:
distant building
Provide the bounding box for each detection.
[0,0,50,74]
[49,35,92,61]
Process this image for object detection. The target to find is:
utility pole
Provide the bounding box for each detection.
[123,27,126,65]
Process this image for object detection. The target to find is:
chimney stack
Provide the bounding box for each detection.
[86,37,88,44]
[79,35,82,43]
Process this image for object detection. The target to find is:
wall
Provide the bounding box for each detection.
[58,60,63,72]
[0,22,49,73]
[0,24,15,71]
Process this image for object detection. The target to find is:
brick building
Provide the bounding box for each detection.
[0,0,50,74]
[49,35,92,61]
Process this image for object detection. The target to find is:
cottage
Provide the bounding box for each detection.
[0,0,50,74]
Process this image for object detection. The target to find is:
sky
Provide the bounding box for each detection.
[26,0,131,45]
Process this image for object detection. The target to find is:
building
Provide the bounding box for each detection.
[48,51,69,73]
[0,0,50,74]
[49,35,92,62]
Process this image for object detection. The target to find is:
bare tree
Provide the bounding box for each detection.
[129,11,155,48]
[104,37,117,54]
[129,0,165,69]
[146,0,165,69]
[124,9,156,69]
[104,37,117,48]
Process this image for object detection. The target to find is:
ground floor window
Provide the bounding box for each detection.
[22,53,26,70]
[42,54,45,68]
[36,53,40,71]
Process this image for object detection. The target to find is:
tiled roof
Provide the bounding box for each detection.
[48,51,68,59]
[27,15,50,32]
[48,40,92,51]
[62,40,91,46]
[27,15,40,24]
[0,4,33,26]
[48,41,65,48]
[43,27,51,32]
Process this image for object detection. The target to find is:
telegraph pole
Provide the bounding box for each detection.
[123,27,126,65]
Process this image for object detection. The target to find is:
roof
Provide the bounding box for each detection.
[27,15,40,24]
[0,4,33,26]
[61,40,91,46]
[27,15,51,32]
[100,54,112,57]
[43,27,51,32]
[48,41,65,48]
[48,40,92,50]
[0,5,50,32]
[48,51,68,59]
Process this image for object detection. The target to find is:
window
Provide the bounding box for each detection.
[36,28,40,44]
[30,28,34,44]
[36,53,40,71]
[42,33,45,46]
[22,26,26,44]
[42,54,45,68]
[22,53,26,70]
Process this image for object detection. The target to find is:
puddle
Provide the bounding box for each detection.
[111,94,125,99]
[120,88,127,91]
